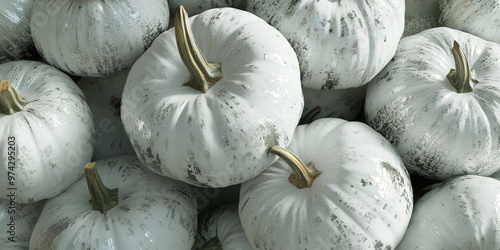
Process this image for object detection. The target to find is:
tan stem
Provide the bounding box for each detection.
[85,162,119,213]
[269,146,321,189]
[447,41,478,93]
[0,80,28,115]
[174,5,223,93]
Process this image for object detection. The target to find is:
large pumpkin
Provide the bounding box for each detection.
[121,7,303,187]
[30,0,170,77]
[365,27,500,180]
[239,118,413,249]
[246,0,405,89]
[0,60,94,204]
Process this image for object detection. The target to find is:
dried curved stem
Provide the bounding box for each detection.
[269,146,321,189]
[447,41,478,93]
[174,6,223,93]
[85,162,119,213]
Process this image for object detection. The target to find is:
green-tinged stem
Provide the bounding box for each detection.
[269,146,321,189]
[447,41,478,93]
[174,5,223,93]
[85,162,119,213]
[0,80,28,115]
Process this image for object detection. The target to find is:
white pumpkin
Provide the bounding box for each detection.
[439,0,500,44]
[0,199,45,250]
[29,155,198,249]
[193,203,252,250]
[121,7,303,187]
[0,0,38,63]
[77,69,135,161]
[301,85,366,123]
[403,0,439,37]
[365,27,500,180]
[396,175,500,249]
[168,0,246,16]
[239,118,413,249]
[0,60,94,204]
[30,0,170,77]
[246,0,405,89]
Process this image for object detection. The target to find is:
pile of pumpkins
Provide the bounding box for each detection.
[1,0,500,249]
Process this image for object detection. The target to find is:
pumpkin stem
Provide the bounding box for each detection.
[299,106,321,125]
[200,237,222,250]
[85,162,119,214]
[269,146,321,189]
[447,41,478,93]
[174,5,223,93]
[0,80,28,115]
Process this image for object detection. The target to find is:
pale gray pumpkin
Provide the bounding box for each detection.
[30,0,170,77]
[246,0,405,90]
[121,7,303,187]
[0,60,94,204]
[29,155,198,250]
[193,203,252,250]
[240,118,413,249]
[365,27,500,180]
[396,175,500,249]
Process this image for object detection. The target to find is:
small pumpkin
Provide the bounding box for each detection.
[121,7,303,187]
[365,27,500,180]
[29,155,198,249]
[0,0,39,63]
[193,203,252,250]
[246,0,405,89]
[0,199,45,250]
[0,60,94,204]
[30,0,170,77]
[396,175,500,249]
[77,69,135,161]
[239,118,413,249]
[439,0,500,44]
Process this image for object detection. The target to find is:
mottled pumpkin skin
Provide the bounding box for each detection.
[246,0,405,90]
[121,8,303,188]
[29,155,198,250]
[365,27,500,180]
[0,60,95,204]
[30,0,170,77]
[239,118,413,250]
[439,0,500,44]
[0,0,39,63]
[396,175,500,249]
